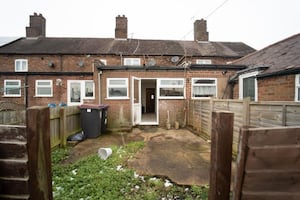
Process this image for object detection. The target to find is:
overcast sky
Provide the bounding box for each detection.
[0,0,299,50]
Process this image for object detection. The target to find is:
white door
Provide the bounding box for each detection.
[132,76,141,125]
[68,81,82,105]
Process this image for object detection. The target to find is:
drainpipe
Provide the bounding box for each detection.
[98,71,102,104]
[25,74,28,108]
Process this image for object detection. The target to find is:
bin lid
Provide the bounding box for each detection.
[78,104,109,109]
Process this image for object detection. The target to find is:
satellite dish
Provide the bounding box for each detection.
[147,58,156,66]
[171,56,179,63]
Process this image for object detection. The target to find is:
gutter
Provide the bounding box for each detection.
[97,64,247,71]
[256,68,300,78]
[0,71,93,76]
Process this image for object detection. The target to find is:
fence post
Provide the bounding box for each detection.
[208,111,234,200]
[208,98,214,138]
[26,106,53,200]
[59,107,67,147]
[242,97,250,126]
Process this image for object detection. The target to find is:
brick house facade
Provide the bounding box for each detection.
[230,33,300,102]
[0,13,255,129]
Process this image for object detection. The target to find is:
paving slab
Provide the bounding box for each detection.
[127,128,211,185]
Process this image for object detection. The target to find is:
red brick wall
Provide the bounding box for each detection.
[231,74,296,101]
[258,75,296,101]
[99,69,237,129]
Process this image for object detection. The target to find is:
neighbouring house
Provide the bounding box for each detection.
[230,33,300,102]
[0,13,255,129]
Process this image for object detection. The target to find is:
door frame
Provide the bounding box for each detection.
[131,76,141,126]
[132,77,159,125]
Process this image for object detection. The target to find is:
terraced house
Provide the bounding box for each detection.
[0,13,255,129]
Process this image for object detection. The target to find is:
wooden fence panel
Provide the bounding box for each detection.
[187,99,300,154]
[0,106,53,200]
[286,105,300,126]
[0,110,26,125]
[0,125,29,200]
[233,126,300,200]
[250,104,283,127]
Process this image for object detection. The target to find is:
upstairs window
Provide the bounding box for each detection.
[296,74,300,102]
[4,80,21,97]
[107,78,128,99]
[192,78,217,98]
[158,78,185,99]
[35,80,53,97]
[15,59,28,72]
[196,59,212,65]
[124,58,141,66]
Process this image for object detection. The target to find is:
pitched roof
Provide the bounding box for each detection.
[0,37,20,47]
[233,33,300,77]
[0,37,255,58]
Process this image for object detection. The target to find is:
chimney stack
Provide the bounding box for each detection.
[194,19,209,41]
[115,15,128,39]
[26,13,46,37]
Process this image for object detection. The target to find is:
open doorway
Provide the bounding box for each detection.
[141,79,157,124]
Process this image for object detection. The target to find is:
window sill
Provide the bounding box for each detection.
[105,97,130,100]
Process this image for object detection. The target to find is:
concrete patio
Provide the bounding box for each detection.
[63,127,211,185]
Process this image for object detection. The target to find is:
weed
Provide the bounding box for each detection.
[52,141,208,199]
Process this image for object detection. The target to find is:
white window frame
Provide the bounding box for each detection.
[15,59,28,72]
[196,59,212,65]
[4,80,21,97]
[191,78,217,99]
[295,74,300,102]
[35,80,53,97]
[124,58,141,66]
[158,78,185,99]
[239,71,258,101]
[107,78,129,99]
[67,80,95,105]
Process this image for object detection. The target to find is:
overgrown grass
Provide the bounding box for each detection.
[52,141,208,200]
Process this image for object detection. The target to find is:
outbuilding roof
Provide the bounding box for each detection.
[232,33,300,78]
[0,37,255,58]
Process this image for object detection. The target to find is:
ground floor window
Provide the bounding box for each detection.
[295,74,300,102]
[107,78,128,99]
[192,78,217,99]
[4,80,21,97]
[67,80,95,105]
[239,72,258,101]
[158,78,185,99]
[35,80,53,97]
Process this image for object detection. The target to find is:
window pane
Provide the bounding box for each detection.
[160,79,183,86]
[37,88,51,95]
[298,88,300,101]
[38,81,50,86]
[109,79,126,85]
[109,88,127,97]
[194,79,215,84]
[70,82,81,102]
[16,61,21,71]
[243,77,255,101]
[85,81,94,97]
[6,81,20,86]
[6,88,20,95]
[160,88,184,97]
[193,86,216,97]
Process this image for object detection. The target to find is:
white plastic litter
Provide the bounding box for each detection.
[98,148,112,160]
